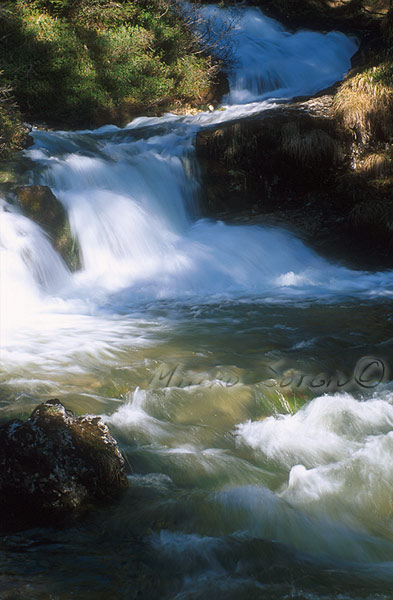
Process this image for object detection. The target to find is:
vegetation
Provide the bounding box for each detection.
[280,122,339,167]
[0,73,30,158]
[0,0,220,130]
[332,4,393,246]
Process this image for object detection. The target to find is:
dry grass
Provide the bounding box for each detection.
[334,64,393,144]
[280,122,339,166]
[357,151,393,177]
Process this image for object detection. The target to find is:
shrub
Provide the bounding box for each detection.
[0,0,219,127]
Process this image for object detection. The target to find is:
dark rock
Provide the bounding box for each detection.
[16,185,81,271]
[248,0,389,35]
[0,400,129,530]
[196,92,393,268]
[196,94,344,213]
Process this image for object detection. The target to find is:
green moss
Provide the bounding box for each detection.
[16,185,81,270]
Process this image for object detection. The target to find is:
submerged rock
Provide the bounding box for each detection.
[16,185,81,271]
[0,400,129,529]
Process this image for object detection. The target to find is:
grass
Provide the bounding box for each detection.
[0,0,218,128]
[358,151,393,176]
[280,122,339,167]
[334,62,393,144]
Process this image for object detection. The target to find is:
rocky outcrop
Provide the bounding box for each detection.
[197,94,344,211]
[250,0,390,34]
[196,91,393,265]
[16,185,81,271]
[0,400,129,530]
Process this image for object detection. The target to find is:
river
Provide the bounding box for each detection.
[1,4,393,599]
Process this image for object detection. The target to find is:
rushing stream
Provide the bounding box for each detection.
[1,4,393,599]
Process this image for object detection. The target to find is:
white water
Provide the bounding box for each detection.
[103,386,393,569]
[198,5,358,104]
[1,7,393,597]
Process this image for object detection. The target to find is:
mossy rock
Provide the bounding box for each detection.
[16,184,81,271]
[0,98,32,159]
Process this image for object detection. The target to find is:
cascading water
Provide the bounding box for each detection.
[198,5,359,105]
[1,5,393,600]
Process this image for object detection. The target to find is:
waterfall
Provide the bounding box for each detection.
[197,5,358,104]
[0,6,389,344]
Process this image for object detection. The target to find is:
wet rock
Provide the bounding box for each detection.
[16,185,81,271]
[0,400,129,530]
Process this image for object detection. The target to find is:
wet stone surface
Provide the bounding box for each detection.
[0,400,129,530]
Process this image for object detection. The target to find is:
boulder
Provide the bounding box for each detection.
[16,185,81,271]
[0,400,129,530]
[196,94,344,214]
[196,91,393,265]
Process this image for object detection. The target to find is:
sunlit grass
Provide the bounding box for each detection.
[334,62,393,144]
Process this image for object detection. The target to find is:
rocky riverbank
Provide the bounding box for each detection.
[251,0,390,33]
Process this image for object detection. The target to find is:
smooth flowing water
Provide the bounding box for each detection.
[1,5,393,599]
